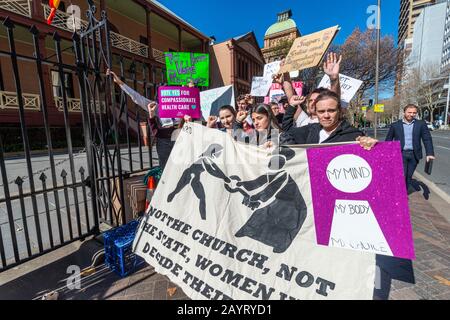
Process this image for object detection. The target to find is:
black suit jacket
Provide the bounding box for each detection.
[385,119,434,160]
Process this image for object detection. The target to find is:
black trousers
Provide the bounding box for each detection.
[156,137,175,171]
[402,150,418,189]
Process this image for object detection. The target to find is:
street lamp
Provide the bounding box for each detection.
[374,0,381,138]
[425,74,450,129]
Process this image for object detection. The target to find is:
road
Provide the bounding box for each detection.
[367,128,450,197]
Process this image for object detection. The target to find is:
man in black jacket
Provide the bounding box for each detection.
[386,104,435,191]
[281,90,377,149]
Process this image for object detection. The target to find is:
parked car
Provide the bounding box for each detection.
[426,122,434,131]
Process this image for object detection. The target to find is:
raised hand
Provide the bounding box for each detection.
[323,52,342,81]
[106,69,123,85]
[147,102,157,119]
[207,116,218,128]
[184,115,193,123]
[272,72,284,84]
[289,95,306,107]
[236,111,248,123]
[245,94,254,105]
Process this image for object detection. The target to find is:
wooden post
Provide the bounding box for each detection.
[178,25,182,51]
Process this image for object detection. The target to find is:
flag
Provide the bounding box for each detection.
[47,0,61,25]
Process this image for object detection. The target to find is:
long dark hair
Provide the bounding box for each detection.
[250,104,282,131]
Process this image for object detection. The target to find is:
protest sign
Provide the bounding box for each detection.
[267,82,303,103]
[133,123,376,300]
[251,62,282,97]
[263,61,281,79]
[318,74,363,104]
[251,77,272,97]
[200,85,235,118]
[165,52,209,86]
[307,142,415,260]
[292,81,304,96]
[280,26,339,73]
[157,86,201,119]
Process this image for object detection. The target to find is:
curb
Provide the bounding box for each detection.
[414,171,450,205]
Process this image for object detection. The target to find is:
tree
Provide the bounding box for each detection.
[399,62,443,122]
[333,28,400,124]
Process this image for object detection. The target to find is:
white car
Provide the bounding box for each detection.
[426,123,434,131]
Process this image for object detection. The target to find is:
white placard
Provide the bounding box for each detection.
[200,85,235,118]
[318,74,363,104]
[263,61,282,79]
[251,77,272,97]
[329,200,393,256]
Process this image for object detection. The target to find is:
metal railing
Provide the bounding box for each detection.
[152,48,165,64]
[43,4,149,58]
[110,31,148,58]
[54,96,106,113]
[2,2,162,61]
[0,90,40,111]
[0,0,32,18]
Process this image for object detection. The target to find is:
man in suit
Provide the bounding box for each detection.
[386,104,435,192]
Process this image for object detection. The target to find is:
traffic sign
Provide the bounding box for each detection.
[374,104,385,113]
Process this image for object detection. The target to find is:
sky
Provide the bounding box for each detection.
[157,0,401,46]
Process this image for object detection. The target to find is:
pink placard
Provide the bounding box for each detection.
[158,86,201,119]
[292,81,303,96]
[306,142,415,260]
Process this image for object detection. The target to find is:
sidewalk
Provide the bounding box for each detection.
[0,183,449,300]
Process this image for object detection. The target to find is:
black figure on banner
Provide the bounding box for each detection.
[217,147,307,253]
[167,144,229,220]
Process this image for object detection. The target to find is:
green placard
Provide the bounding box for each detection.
[164,52,209,87]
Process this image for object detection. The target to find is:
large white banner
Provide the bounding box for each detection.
[133,123,376,300]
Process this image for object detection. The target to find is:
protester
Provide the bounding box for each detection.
[235,104,282,146]
[281,90,377,149]
[236,94,254,112]
[107,69,179,171]
[275,53,342,129]
[385,104,435,192]
[270,102,284,125]
[236,94,255,132]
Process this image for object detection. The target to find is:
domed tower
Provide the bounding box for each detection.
[262,9,301,63]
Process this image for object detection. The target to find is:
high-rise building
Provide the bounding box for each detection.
[407,1,447,71]
[398,0,440,48]
[440,0,450,71]
[396,0,443,97]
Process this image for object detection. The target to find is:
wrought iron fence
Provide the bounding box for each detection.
[0,3,155,272]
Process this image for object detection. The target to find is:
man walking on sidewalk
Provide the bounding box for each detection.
[386,104,435,193]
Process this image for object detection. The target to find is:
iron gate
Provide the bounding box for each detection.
[0,2,155,272]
